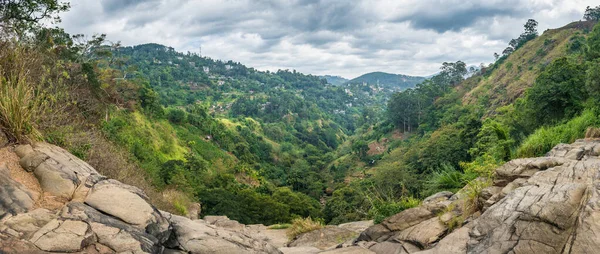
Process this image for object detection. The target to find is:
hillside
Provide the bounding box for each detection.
[321,75,349,86]
[3,1,600,253]
[347,72,427,91]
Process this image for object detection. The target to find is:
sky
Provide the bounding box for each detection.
[60,0,597,79]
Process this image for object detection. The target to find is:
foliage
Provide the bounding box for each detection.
[0,0,70,34]
[368,196,420,224]
[0,44,44,142]
[524,57,586,124]
[516,109,600,158]
[584,6,600,21]
[286,217,324,240]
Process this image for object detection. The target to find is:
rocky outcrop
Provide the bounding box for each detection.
[0,142,280,253]
[288,226,358,250]
[352,139,600,253]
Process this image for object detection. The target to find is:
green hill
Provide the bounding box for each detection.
[321,75,349,86]
[347,72,426,91]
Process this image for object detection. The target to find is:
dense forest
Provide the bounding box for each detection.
[2,0,600,228]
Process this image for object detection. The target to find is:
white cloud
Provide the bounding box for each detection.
[59,0,597,78]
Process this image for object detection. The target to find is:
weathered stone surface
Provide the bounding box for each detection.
[167,213,281,254]
[203,215,245,231]
[1,208,57,239]
[16,143,100,199]
[368,241,405,254]
[319,246,375,254]
[415,226,469,254]
[395,217,446,249]
[0,163,35,217]
[288,226,357,250]
[85,179,157,226]
[278,246,321,254]
[30,219,95,252]
[60,202,166,253]
[338,220,374,233]
[467,143,600,253]
[422,191,453,205]
[357,223,391,242]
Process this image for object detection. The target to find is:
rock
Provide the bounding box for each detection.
[203,215,245,231]
[422,191,453,205]
[357,224,391,242]
[415,226,470,254]
[33,161,77,199]
[278,246,321,254]
[30,219,95,252]
[338,220,374,233]
[468,150,600,253]
[0,163,35,217]
[1,208,57,239]
[394,217,446,249]
[15,143,100,199]
[0,236,50,254]
[319,246,375,254]
[60,202,166,253]
[288,226,357,250]
[368,241,404,254]
[85,179,165,228]
[19,151,49,172]
[167,213,281,254]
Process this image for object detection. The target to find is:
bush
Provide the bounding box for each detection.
[516,109,600,158]
[425,164,472,195]
[286,217,324,240]
[0,44,45,142]
[368,196,420,224]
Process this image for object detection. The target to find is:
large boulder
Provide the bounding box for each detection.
[166,213,281,254]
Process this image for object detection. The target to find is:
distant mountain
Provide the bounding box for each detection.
[321,75,349,86]
[347,72,426,91]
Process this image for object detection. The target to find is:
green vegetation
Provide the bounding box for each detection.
[286,217,324,240]
[3,0,600,229]
[346,72,426,92]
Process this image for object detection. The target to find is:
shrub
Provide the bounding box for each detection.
[516,109,599,158]
[0,45,45,143]
[286,217,324,240]
[368,196,420,224]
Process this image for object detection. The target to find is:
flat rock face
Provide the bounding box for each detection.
[338,220,374,233]
[85,180,156,226]
[288,226,358,250]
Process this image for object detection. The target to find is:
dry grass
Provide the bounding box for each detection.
[463,23,582,112]
[0,42,45,143]
[286,217,324,240]
[585,127,600,138]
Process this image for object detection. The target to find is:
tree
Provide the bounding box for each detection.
[0,0,69,34]
[586,22,600,60]
[523,19,538,36]
[584,6,600,21]
[493,53,500,61]
[526,57,586,124]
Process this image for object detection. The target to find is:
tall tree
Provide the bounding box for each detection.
[0,0,69,34]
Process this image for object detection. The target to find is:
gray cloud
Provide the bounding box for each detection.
[60,0,596,78]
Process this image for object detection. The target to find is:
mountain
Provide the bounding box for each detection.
[347,71,426,91]
[320,75,349,86]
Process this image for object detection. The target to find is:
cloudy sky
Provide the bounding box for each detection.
[60,0,596,78]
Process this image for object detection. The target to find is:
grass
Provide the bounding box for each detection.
[0,45,44,143]
[286,217,324,240]
[516,109,600,158]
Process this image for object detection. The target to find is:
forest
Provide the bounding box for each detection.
[1,0,600,227]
